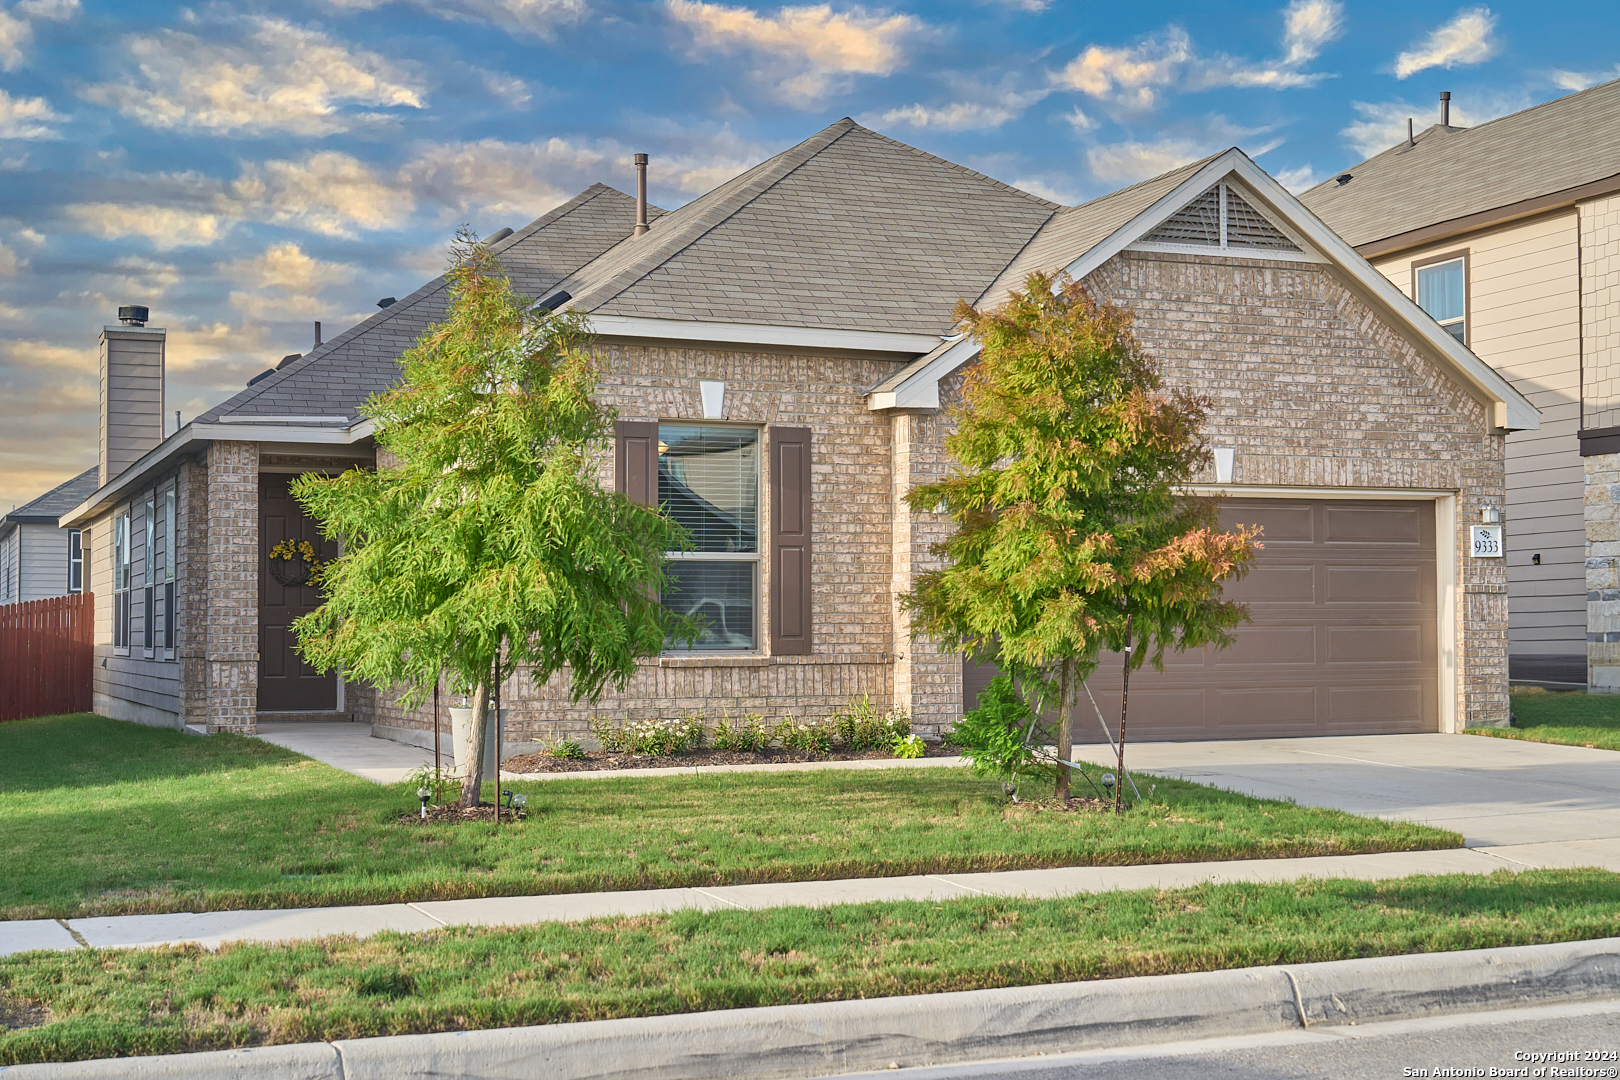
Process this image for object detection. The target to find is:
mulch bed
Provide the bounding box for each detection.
[503,742,961,774]
[396,802,527,825]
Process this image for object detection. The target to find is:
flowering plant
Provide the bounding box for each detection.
[268,538,322,586]
[590,713,704,756]
[774,717,836,755]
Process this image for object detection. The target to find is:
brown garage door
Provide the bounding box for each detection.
[964,499,1439,740]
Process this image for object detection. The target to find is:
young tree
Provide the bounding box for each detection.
[903,272,1258,806]
[292,230,689,807]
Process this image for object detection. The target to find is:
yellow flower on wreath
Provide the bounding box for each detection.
[268,538,324,584]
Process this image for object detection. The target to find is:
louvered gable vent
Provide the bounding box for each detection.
[1142,181,1301,254]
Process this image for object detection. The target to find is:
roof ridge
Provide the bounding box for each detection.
[561,119,860,313]
[849,121,1063,210]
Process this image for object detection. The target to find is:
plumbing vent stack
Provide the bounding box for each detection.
[1440,91,1451,127]
[634,153,649,237]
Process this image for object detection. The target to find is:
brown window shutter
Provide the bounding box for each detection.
[615,421,659,506]
[769,426,812,655]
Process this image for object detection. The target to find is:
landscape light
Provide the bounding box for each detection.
[417,786,431,820]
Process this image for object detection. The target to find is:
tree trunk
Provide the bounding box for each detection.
[1116,614,1132,814]
[459,678,491,808]
[1056,655,1073,801]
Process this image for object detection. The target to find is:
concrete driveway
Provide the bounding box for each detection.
[1072,734,1620,871]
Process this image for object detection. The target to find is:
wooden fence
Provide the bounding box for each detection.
[0,592,94,721]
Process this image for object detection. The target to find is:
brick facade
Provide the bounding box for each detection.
[202,440,259,732]
[1582,195,1620,689]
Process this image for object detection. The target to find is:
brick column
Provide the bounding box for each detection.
[176,457,209,727]
[204,441,259,731]
[1587,454,1620,691]
[889,410,959,736]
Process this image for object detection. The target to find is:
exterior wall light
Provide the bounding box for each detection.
[1481,506,1500,524]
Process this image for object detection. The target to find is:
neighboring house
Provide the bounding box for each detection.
[1300,77,1620,691]
[0,467,97,606]
[59,120,1535,745]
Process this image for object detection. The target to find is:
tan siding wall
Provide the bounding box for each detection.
[17,522,69,601]
[1373,211,1584,662]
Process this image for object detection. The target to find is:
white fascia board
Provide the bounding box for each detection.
[189,422,364,443]
[587,314,941,355]
[868,336,981,411]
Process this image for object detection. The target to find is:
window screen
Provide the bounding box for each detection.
[1417,259,1466,342]
[659,424,759,651]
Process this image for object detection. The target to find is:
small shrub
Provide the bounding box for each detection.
[589,714,705,756]
[832,696,912,750]
[950,674,1054,786]
[774,717,836,755]
[548,740,586,760]
[713,713,771,752]
[402,764,456,803]
[892,732,926,759]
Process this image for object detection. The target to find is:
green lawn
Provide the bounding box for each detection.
[2,868,1616,1066]
[1469,689,1620,751]
[0,714,1459,921]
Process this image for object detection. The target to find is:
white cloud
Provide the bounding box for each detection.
[984,0,1047,10]
[14,0,79,19]
[1055,3,1340,107]
[1086,138,1206,184]
[65,203,230,249]
[1550,66,1620,93]
[0,9,29,71]
[2,338,97,375]
[0,240,17,275]
[1394,7,1497,79]
[0,88,60,138]
[1008,176,1081,204]
[1062,106,1098,132]
[480,69,533,108]
[877,80,1049,132]
[1274,164,1317,193]
[666,0,923,105]
[1340,93,1525,157]
[82,16,426,135]
[90,255,181,299]
[219,243,358,320]
[232,152,411,237]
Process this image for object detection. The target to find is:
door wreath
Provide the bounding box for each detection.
[268,538,323,587]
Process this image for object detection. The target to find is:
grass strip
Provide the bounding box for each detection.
[1468,690,1620,752]
[2,868,1617,1066]
[0,715,1458,921]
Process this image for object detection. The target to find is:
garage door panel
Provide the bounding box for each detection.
[1325,565,1425,604]
[1324,505,1424,545]
[1221,502,1314,543]
[1224,563,1315,603]
[1326,625,1425,664]
[966,498,1439,742]
[1216,625,1317,664]
[1326,684,1430,729]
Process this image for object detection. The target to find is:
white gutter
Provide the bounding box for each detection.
[586,314,942,355]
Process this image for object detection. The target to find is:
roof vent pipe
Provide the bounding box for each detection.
[1408,118,1415,147]
[634,153,649,237]
[485,227,514,245]
[314,321,322,348]
[1440,91,1451,127]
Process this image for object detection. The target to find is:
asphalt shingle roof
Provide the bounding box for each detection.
[201,184,663,422]
[1298,77,1620,249]
[4,466,98,526]
[562,118,1060,335]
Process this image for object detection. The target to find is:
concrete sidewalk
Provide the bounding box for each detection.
[0,847,1511,957]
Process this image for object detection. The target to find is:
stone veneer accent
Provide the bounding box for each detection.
[1586,453,1620,691]
[1582,195,1620,689]
[202,441,259,731]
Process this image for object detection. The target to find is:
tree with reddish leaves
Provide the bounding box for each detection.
[903,272,1259,808]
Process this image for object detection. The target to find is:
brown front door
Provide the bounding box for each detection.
[259,473,337,712]
[964,498,1440,740]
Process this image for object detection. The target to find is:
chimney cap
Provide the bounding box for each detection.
[634,152,648,165]
[118,305,149,326]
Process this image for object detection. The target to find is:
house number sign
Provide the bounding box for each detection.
[1470,524,1504,558]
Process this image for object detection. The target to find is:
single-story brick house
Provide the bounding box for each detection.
[60,119,1536,747]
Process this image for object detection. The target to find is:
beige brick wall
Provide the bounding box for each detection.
[203,441,259,731]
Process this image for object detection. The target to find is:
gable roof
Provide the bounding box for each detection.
[557,118,1059,336]
[873,148,1538,432]
[3,467,98,532]
[198,183,664,424]
[1299,77,1620,254]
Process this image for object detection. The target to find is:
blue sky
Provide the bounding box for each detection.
[1,0,1616,507]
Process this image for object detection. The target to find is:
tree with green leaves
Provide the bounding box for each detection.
[903,271,1258,807]
[292,230,689,807]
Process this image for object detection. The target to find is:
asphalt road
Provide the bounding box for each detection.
[820,999,1620,1080]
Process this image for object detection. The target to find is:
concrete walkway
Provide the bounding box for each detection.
[0,847,1508,957]
[1073,733,1620,871]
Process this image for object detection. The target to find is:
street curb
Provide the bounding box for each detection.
[4,936,1617,1079]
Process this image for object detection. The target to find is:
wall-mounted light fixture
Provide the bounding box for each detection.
[1213,447,1235,484]
[699,380,725,419]
[1481,506,1500,524]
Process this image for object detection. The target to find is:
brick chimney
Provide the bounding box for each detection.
[99,305,166,487]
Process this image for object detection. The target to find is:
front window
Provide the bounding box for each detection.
[1416,257,1466,344]
[143,493,156,650]
[67,530,82,594]
[164,488,176,651]
[659,423,760,651]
